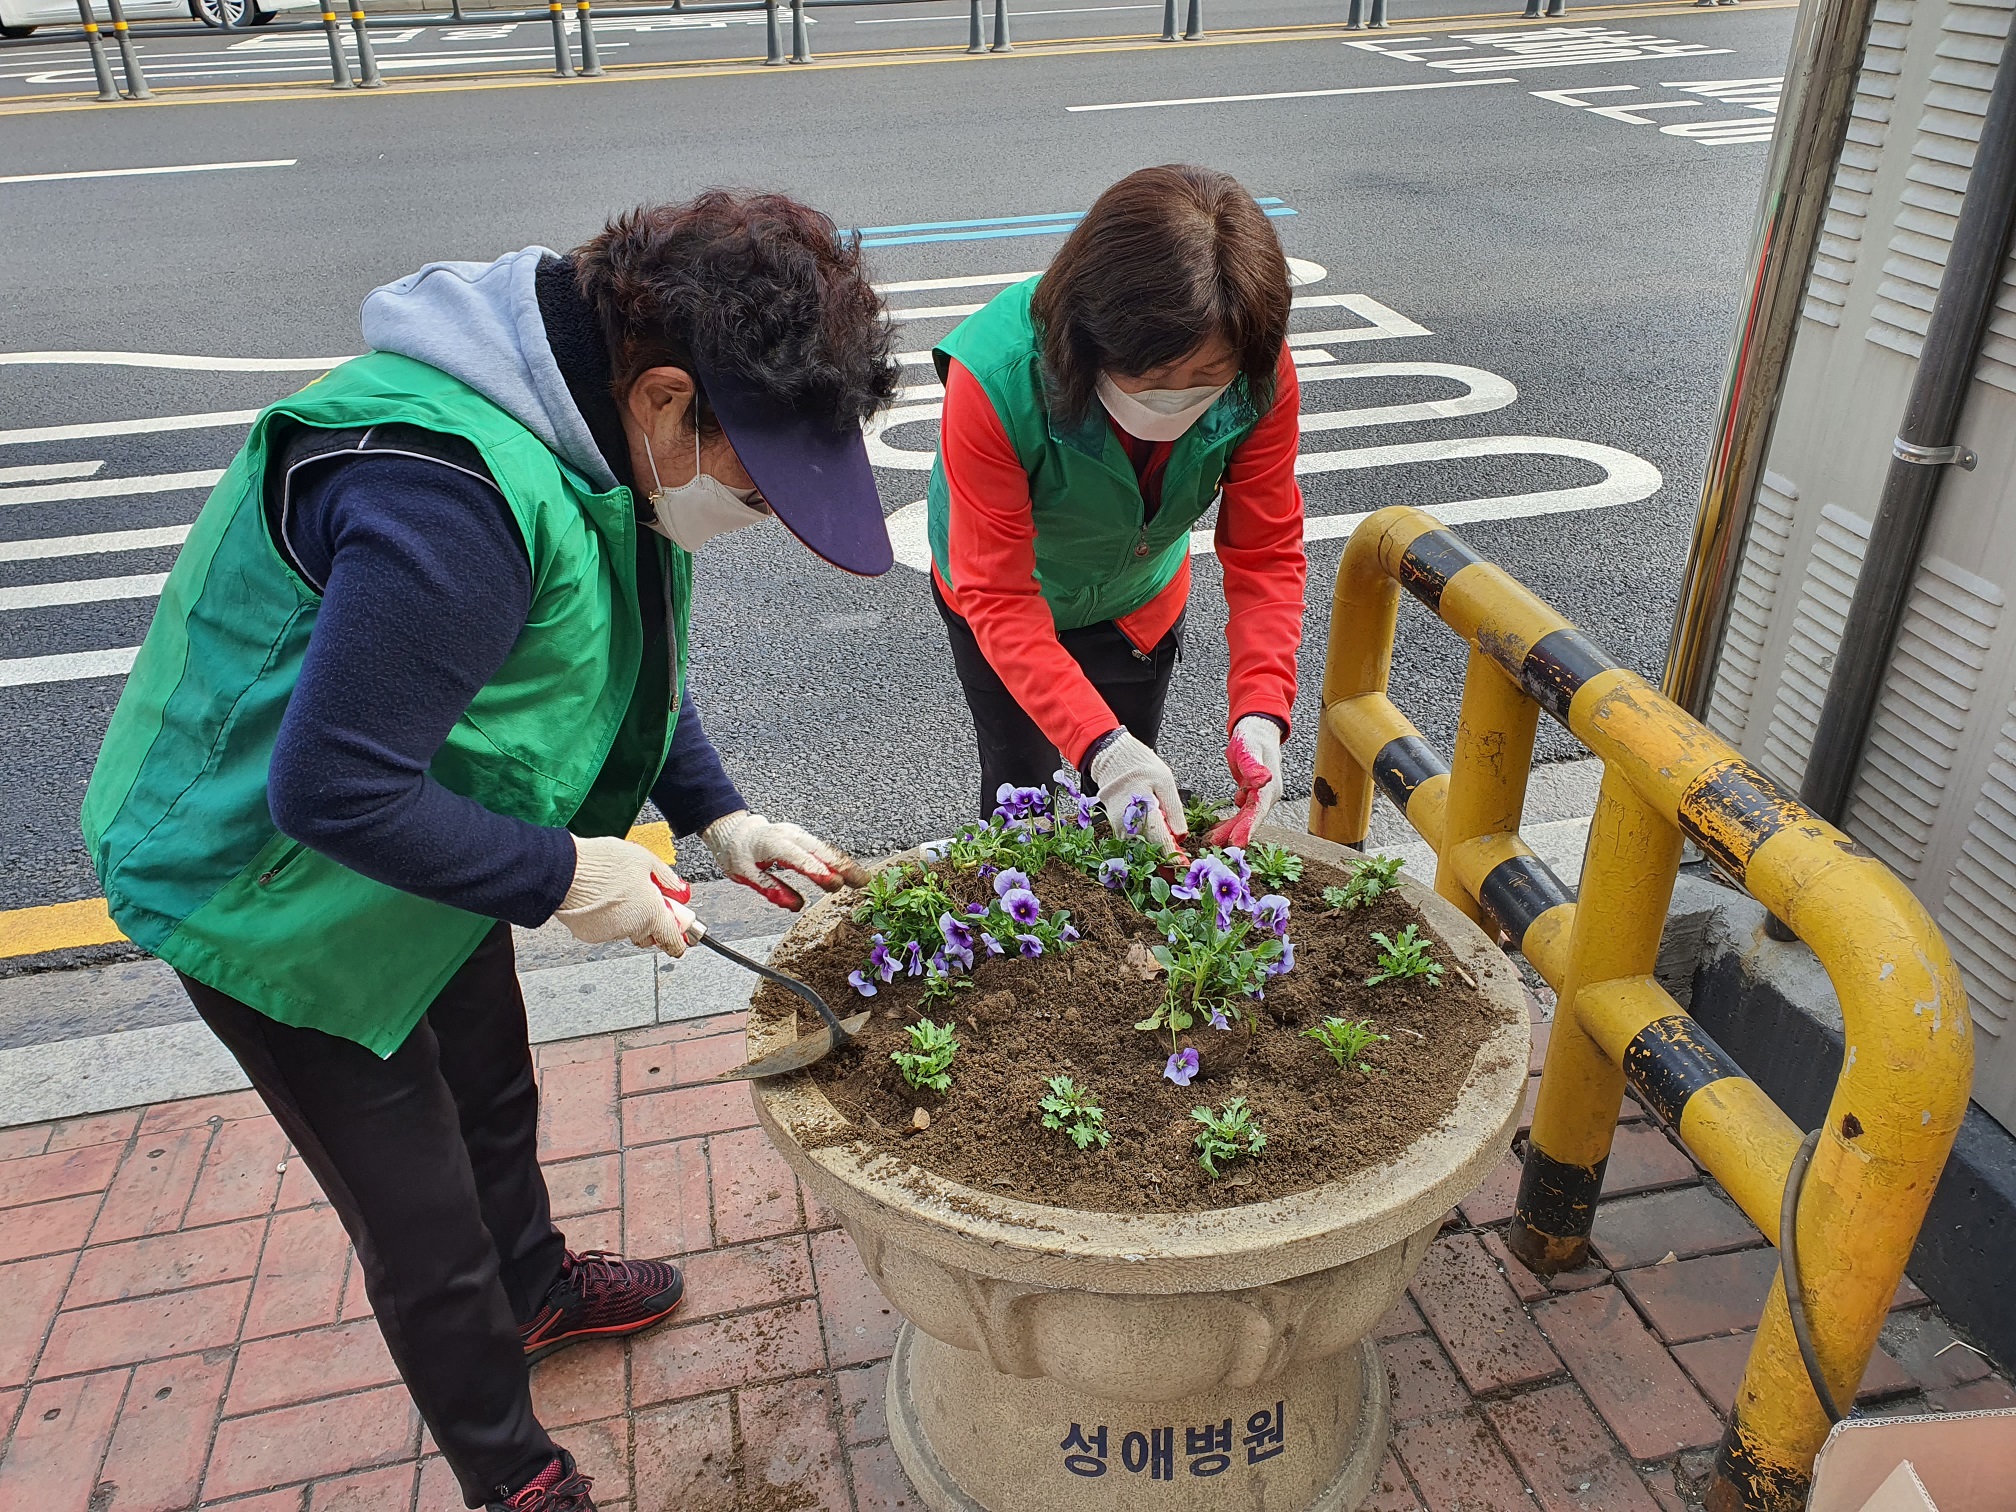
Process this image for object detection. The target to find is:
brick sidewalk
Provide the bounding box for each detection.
[1,1003,2009,1511]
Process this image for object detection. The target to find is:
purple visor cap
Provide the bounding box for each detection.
[701,363,893,578]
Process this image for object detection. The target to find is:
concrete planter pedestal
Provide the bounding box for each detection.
[749,837,1529,1511]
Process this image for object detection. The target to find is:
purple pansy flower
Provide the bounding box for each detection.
[965,901,988,916]
[1208,1007,1231,1031]
[847,969,877,998]
[1170,857,1214,901]
[993,868,1031,898]
[1220,846,1253,884]
[868,936,898,983]
[1015,933,1045,958]
[903,940,924,977]
[1002,887,1041,927]
[1164,1047,1200,1087]
[1255,894,1291,936]
[1098,857,1130,890]
[1052,767,1082,796]
[980,932,1005,957]
[1060,923,1081,943]
[1121,795,1152,837]
[1266,939,1296,977]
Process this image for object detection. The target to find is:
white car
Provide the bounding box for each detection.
[1,0,320,37]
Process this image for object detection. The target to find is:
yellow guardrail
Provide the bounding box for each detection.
[1307,505,1974,1511]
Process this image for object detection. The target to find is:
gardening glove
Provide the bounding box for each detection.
[701,809,871,911]
[1206,715,1286,848]
[553,834,699,958]
[1089,730,1188,853]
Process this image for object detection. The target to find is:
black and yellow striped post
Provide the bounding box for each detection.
[320,2,354,88]
[71,0,121,101]
[1309,505,1973,1510]
[576,0,602,75]
[101,0,149,99]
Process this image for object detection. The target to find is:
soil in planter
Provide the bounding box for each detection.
[755,852,1520,1214]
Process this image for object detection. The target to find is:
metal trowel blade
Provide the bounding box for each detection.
[711,1012,873,1082]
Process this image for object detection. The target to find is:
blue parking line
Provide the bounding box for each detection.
[853,200,1295,248]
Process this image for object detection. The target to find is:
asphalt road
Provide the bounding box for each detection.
[1,3,1795,918]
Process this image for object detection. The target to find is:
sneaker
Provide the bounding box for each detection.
[489,1450,595,1512]
[520,1249,684,1364]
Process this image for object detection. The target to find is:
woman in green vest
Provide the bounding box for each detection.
[928,165,1308,853]
[80,194,898,1512]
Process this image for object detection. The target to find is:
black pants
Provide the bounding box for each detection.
[934,578,1183,815]
[180,923,563,1509]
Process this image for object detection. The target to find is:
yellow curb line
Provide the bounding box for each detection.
[0,821,675,961]
[0,0,1795,116]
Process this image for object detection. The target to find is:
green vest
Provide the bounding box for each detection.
[927,277,1263,631]
[80,352,690,1057]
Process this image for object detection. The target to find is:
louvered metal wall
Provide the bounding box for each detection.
[1705,0,2016,1132]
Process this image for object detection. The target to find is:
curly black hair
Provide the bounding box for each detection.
[572,190,900,434]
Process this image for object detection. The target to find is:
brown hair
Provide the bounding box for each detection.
[572,190,899,435]
[1031,165,1290,422]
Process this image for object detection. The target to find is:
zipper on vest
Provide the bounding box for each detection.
[257,842,306,887]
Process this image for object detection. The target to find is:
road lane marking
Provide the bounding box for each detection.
[0,353,349,371]
[0,410,260,447]
[888,301,986,322]
[0,158,295,185]
[0,461,102,485]
[0,572,169,612]
[1296,362,1519,431]
[0,525,192,563]
[873,271,1044,294]
[0,470,224,508]
[1067,77,1516,111]
[0,898,125,957]
[0,646,139,687]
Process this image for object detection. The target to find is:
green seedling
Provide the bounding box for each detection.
[1038,1075,1111,1151]
[1365,924,1443,988]
[1245,841,1304,891]
[1190,1096,1267,1178]
[1305,1016,1388,1072]
[1322,853,1405,912]
[891,1018,959,1094]
[1183,792,1229,836]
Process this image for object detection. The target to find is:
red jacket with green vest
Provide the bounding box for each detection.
[925,277,1306,769]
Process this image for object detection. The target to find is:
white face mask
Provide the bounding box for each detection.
[643,419,767,552]
[1095,373,1231,444]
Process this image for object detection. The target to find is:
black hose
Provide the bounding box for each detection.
[1800,12,2016,825]
[1780,1128,1847,1425]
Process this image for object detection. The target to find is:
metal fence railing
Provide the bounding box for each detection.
[5,0,1213,100]
[3,0,1582,103]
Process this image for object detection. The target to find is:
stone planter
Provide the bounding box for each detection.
[748,832,1530,1511]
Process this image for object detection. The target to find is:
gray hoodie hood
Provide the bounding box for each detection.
[360,246,620,492]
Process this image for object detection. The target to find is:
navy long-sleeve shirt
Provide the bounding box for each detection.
[266,449,744,928]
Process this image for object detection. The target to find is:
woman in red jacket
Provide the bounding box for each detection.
[926,164,1307,851]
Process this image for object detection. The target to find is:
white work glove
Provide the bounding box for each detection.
[701,809,870,911]
[1089,730,1188,853]
[553,835,700,957]
[1207,715,1286,848]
